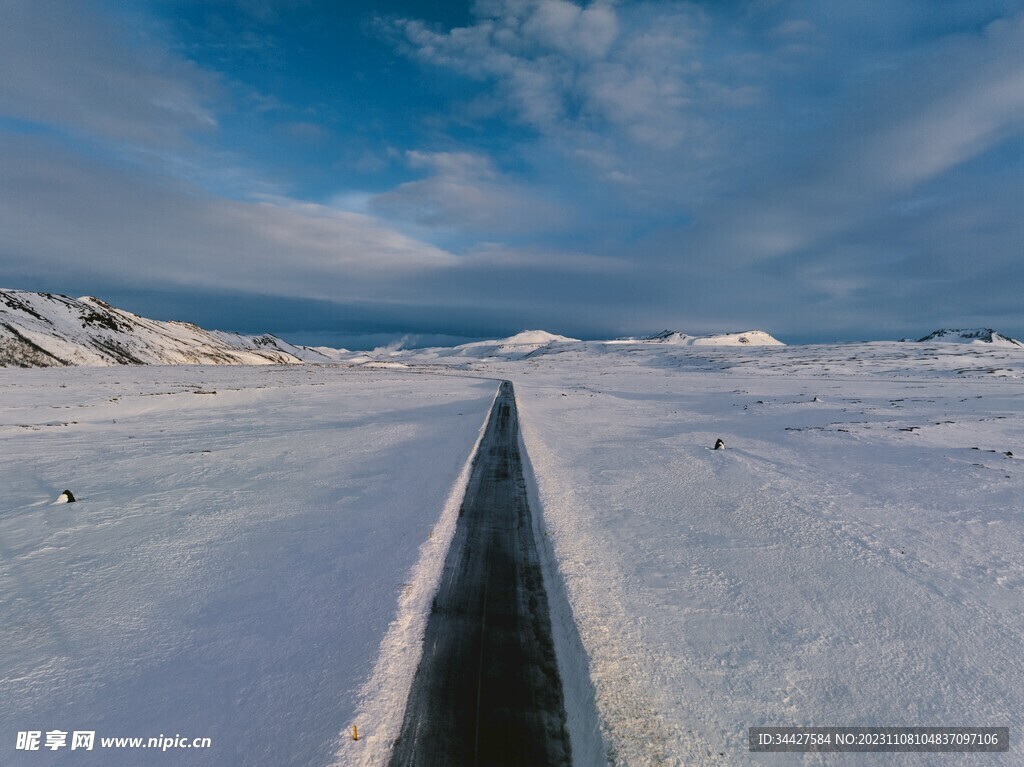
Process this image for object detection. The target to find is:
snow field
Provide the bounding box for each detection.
[4,339,1022,767]
[0,365,495,766]
[501,347,1023,766]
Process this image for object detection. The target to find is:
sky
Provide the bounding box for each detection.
[1,0,1023,348]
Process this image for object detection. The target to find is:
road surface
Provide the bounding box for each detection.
[388,381,572,766]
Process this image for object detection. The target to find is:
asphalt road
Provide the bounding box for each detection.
[388,381,572,767]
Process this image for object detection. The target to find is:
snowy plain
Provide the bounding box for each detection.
[0,365,495,766]
[2,337,1023,767]
[392,338,1022,766]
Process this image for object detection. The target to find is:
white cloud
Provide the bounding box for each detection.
[0,136,457,302]
[0,0,219,147]
[370,150,578,235]
[394,0,724,150]
[5,0,1023,341]
[857,15,1024,188]
[678,9,1024,271]
[519,0,618,59]
[0,0,438,312]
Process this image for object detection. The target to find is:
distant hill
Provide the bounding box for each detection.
[361,330,583,364]
[0,289,337,367]
[454,330,581,354]
[644,329,785,346]
[916,328,1023,348]
[0,289,798,369]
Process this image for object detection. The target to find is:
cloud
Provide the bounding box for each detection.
[0,0,219,147]
[678,9,1024,270]
[463,243,629,272]
[4,0,1024,344]
[370,150,578,236]
[392,0,725,150]
[363,2,1024,339]
[0,135,456,302]
[385,0,799,222]
[0,0,473,313]
[855,16,1024,189]
[519,0,618,59]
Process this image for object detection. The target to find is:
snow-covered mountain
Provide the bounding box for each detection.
[644,329,785,346]
[0,289,338,367]
[454,330,581,355]
[916,328,1023,347]
[359,330,583,365]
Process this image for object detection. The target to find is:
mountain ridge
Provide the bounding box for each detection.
[7,289,1019,369]
[0,289,334,368]
[916,328,1023,347]
[643,329,785,346]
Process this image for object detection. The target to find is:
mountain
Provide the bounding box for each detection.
[645,329,785,346]
[458,330,581,354]
[0,289,337,367]
[365,330,582,364]
[916,328,1023,348]
[0,289,793,368]
[495,330,579,346]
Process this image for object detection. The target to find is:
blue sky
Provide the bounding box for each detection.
[2,0,1023,347]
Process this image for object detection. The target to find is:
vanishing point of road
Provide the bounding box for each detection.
[388,381,572,767]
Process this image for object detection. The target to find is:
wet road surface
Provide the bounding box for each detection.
[388,381,572,767]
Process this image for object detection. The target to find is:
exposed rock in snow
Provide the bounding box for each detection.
[916,328,1023,348]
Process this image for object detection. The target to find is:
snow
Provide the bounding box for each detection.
[0,365,496,766]
[387,339,1024,765]
[4,326,1023,766]
[336,387,495,766]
